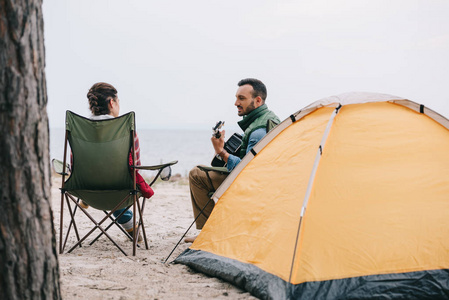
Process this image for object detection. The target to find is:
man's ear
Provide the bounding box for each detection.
[255,96,263,107]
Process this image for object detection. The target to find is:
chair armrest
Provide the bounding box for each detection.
[133,160,178,184]
[52,158,70,176]
[133,160,178,171]
[197,165,230,175]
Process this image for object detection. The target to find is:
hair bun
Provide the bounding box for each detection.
[87,82,118,116]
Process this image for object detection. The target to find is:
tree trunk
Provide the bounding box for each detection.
[0,0,61,299]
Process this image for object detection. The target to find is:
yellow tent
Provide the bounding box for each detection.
[176,92,449,299]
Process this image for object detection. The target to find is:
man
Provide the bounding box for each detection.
[185,78,280,242]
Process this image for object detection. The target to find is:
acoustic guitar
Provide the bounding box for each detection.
[211,121,242,167]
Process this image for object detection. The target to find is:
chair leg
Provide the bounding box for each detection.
[59,191,64,254]
[90,205,145,248]
[64,195,83,247]
[60,193,83,253]
[61,193,148,256]
[132,195,137,256]
[62,199,78,251]
[90,209,129,245]
[137,197,149,249]
[66,197,129,256]
[68,226,128,256]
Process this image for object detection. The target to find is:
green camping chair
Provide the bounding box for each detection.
[55,111,177,256]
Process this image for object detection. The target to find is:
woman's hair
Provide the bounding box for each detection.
[87,82,118,115]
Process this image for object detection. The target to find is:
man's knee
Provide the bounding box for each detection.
[189,166,199,180]
[189,166,205,184]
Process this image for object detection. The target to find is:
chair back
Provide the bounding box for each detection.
[63,111,136,210]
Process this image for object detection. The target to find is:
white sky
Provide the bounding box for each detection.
[43,0,449,130]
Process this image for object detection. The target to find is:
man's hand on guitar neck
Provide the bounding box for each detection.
[211,129,229,163]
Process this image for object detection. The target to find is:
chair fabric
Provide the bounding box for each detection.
[64,111,136,210]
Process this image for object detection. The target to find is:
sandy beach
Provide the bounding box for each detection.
[52,175,256,300]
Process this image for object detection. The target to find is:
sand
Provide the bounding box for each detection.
[52,175,256,300]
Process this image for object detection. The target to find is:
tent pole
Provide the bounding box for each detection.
[287,104,342,291]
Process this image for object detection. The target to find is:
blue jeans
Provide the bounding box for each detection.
[113,208,132,224]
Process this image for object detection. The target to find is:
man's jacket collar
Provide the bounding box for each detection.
[238,104,268,131]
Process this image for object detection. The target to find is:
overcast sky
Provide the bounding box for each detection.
[43,0,449,130]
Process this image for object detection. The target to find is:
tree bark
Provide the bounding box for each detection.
[0,0,61,299]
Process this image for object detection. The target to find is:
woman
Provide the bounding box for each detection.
[84,82,154,241]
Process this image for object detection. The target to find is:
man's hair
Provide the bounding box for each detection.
[237,78,267,102]
[87,82,118,115]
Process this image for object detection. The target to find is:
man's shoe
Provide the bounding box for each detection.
[184,235,198,243]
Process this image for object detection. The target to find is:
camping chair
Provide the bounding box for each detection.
[55,110,177,256]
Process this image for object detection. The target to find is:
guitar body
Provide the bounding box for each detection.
[209,119,278,167]
[211,133,242,167]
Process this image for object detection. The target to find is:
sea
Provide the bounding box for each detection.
[50,128,226,177]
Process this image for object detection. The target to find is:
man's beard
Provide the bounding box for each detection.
[239,100,256,116]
